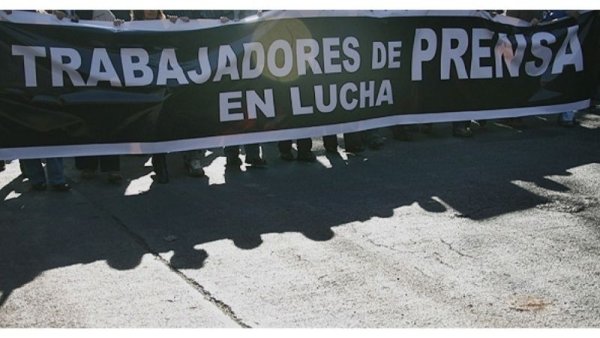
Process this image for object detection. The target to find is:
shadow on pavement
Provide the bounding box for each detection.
[1,113,599,307]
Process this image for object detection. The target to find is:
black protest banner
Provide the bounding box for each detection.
[0,10,598,159]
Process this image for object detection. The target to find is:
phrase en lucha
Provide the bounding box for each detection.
[10,36,362,88]
[218,79,394,122]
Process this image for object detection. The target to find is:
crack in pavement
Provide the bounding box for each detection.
[68,188,250,328]
[440,239,474,259]
[432,252,454,268]
[49,189,251,328]
[414,267,432,279]
[360,234,420,254]
[107,214,251,328]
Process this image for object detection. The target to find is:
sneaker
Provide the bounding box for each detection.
[297,151,317,162]
[51,183,71,191]
[280,151,295,161]
[185,159,205,177]
[107,171,123,184]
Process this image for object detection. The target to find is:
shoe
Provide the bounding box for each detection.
[280,151,295,161]
[185,159,205,177]
[32,182,47,191]
[226,156,243,168]
[107,171,123,184]
[296,151,317,162]
[452,126,473,137]
[80,169,96,180]
[245,157,267,167]
[51,183,71,191]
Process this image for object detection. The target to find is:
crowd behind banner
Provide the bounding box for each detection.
[0,10,599,190]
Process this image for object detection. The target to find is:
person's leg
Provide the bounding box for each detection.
[244,144,266,166]
[558,111,576,127]
[224,146,242,167]
[151,153,169,183]
[45,158,70,191]
[21,159,46,190]
[420,123,433,134]
[322,135,338,153]
[98,155,120,172]
[182,150,205,177]
[75,156,99,179]
[344,132,364,152]
[452,121,473,137]
[99,155,123,183]
[0,160,5,172]
[278,140,294,161]
[296,138,316,162]
[390,125,413,141]
[296,138,312,153]
[363,129,385,150]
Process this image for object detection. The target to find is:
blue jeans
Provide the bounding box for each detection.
[21,158,66,185]
[560,111,575,122]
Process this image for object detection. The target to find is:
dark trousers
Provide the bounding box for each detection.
[323,133,362,150]
[452,121,470,129]
[278,138,312,153]
[75,155,120,172]
[75,155,121,172]
[224,144,260,160]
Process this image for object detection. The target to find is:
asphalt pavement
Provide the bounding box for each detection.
[1,110,599,327]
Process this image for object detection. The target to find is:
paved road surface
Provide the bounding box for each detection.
[1,112,599,327]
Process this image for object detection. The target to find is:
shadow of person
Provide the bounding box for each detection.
[231,235,263,250]
[169,247,209,270]
[301,226,335,242]
[0,170,148,308]
[2,113,599,309]
[533,176,571,193]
